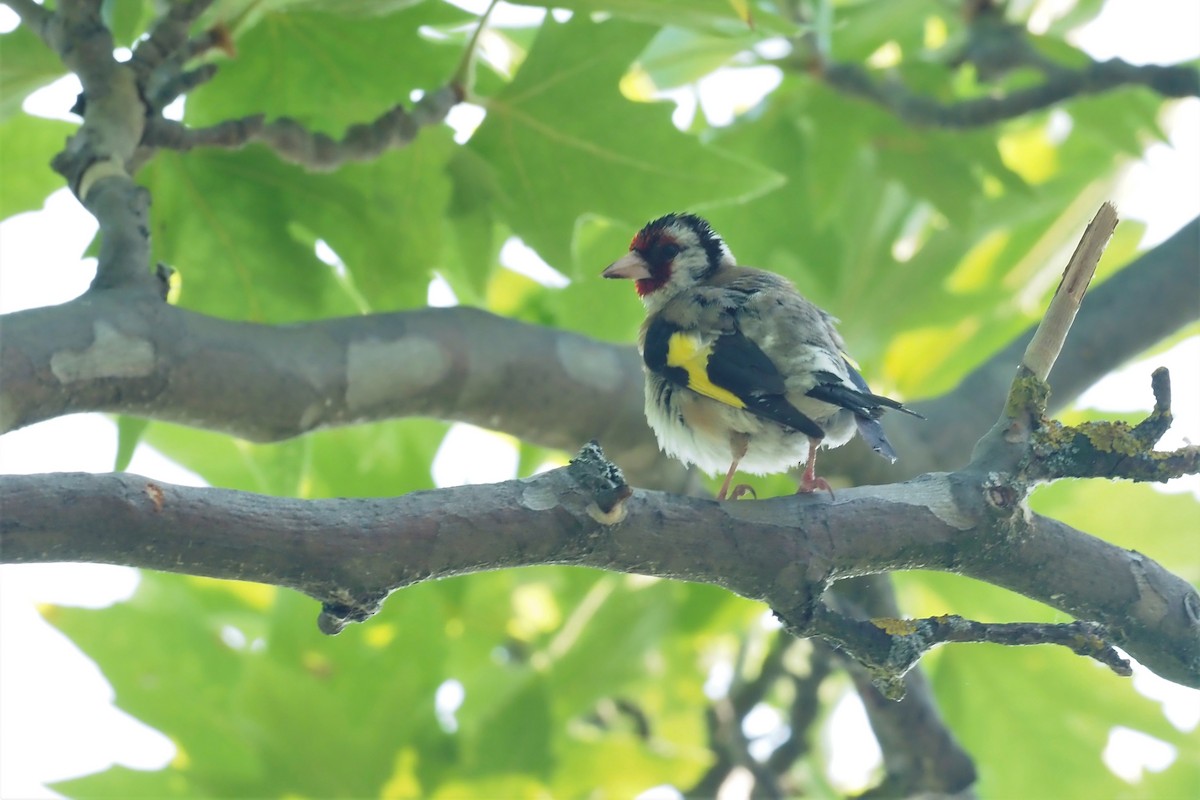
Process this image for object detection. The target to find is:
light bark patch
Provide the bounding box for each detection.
[556,337,624,391]
[346,337,448,410]
[50,321,154,383]
[859,476,974,531]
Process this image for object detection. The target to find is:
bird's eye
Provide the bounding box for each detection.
[654,242,681,262]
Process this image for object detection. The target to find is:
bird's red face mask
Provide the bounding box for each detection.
[602,229,679,297]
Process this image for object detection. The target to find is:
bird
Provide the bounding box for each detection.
[602,212,922,500]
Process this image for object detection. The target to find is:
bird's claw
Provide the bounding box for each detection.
[797,475,834,498]
[796,479,835,496]
[729,484,757,500]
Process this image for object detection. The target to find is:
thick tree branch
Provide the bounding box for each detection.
[0,296,693,491]
[2,462,1197,687]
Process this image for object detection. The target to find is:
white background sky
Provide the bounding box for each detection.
[1,1,1198,797]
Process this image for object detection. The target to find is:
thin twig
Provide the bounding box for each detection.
[129,0,216,75]
[451,0,501,94]
[142,84,462,171]
[798,606,1130,696]
[813,57,1198,129]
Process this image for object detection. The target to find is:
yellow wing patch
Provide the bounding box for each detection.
[666,332,746,409]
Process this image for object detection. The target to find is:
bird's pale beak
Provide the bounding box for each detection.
[602,252,652,280]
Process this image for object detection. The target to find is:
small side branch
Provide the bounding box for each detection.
[142,84,464,171]
[793,606,1130,697]
[972,204,1120,471]
[137,1,491,169]
[1028,368,1199,483]
[983,209,1196,485]
[132,1,232,114]
[128,0,217,76]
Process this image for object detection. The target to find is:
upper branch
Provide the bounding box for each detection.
[127,0,217,79]
[816,57,1198,129]
[13,0,469,290]
[142,85,465,172]
[789,3,1199,129]
[0,296,693,492]
[19,0,156,292]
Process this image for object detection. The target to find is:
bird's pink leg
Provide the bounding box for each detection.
[717,433,755,500]
[716,461,739,501]
[796,439,833,496]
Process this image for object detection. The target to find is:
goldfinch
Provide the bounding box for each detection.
[603,213,921,499]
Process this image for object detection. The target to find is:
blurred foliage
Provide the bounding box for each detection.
[2,0,1197,796]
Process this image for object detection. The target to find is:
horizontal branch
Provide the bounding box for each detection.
[1025,368,1199,483]
[2,463,1197,688]
[803,608,1130,697]
[0,296,693,491]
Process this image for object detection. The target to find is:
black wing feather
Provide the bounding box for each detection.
[809,365,925,419]
[806,361,923,463]
[707,331,825,438]
[646,317,824,437]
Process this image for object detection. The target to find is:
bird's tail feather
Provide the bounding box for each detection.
[856,416,899,463]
